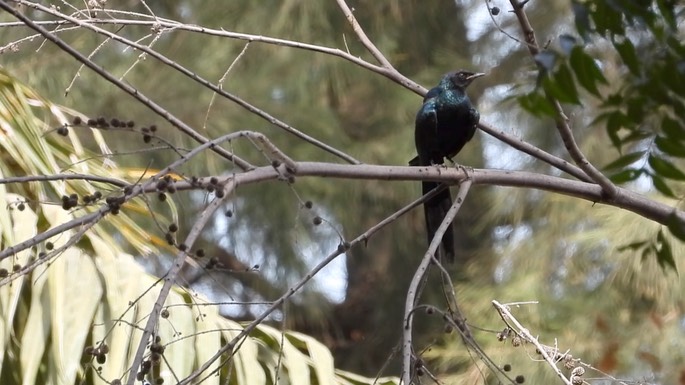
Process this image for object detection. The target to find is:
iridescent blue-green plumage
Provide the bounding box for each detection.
[411,70,483,263]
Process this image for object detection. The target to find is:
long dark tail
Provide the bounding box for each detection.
[422,181,455,263]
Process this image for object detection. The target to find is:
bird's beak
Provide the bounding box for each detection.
[466,72,486,81]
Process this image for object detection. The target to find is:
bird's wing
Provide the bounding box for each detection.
[418,100,439,136]
[423,86,442,102]
[414,99,440,165]
[465,107,480,141]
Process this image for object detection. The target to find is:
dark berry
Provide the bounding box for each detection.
[168,223,178,232]
[72,116,82,125]
[491,6,500,15]
[156,180,168,191]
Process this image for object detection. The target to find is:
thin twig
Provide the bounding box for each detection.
[401,180,473,384]
[334,0,394,69]
[203,42,251,131]
[508,0,617,197]
[478,122,593,182]
[492,300,572,385]
[0,130,263,263]
[127,179,234,385]
[2,6,607,183]
[0,1,254,170]
[15,1,361,166]
[179,177,449,385]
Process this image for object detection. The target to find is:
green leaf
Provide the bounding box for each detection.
[666,211,685,242]
[518,92,556,117]
[661,116,684,139]
[655,136,685,158]
[605,113,624,151]
[592,1,624,36]
[648,155,685,180]
[655,229,677,272]
[606,110,631,133]
[626,97,646,122]
[613,39,640,76]
[621,130,652,143]
[651,175,676,197]
[608,168,642,183]
[602,151,645,171]
[534,51,557,71]
[656,0,677,30]
[601,93,623,107]
[616,240,648,252]
[569,47,607,97]
[544,64,581,105]
[572,1,592,41]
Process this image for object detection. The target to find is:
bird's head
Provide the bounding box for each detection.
[445,70,485,88]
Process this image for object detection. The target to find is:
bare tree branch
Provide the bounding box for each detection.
[402,180,473,384]
[508,0,617,197]
[0,1,254,170]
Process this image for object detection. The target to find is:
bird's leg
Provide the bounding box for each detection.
[444,157,457,168]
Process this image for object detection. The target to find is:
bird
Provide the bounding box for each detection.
[410,70,484,263]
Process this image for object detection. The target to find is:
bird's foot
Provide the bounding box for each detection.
[444,160,473,180]
[456,164,474,180]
